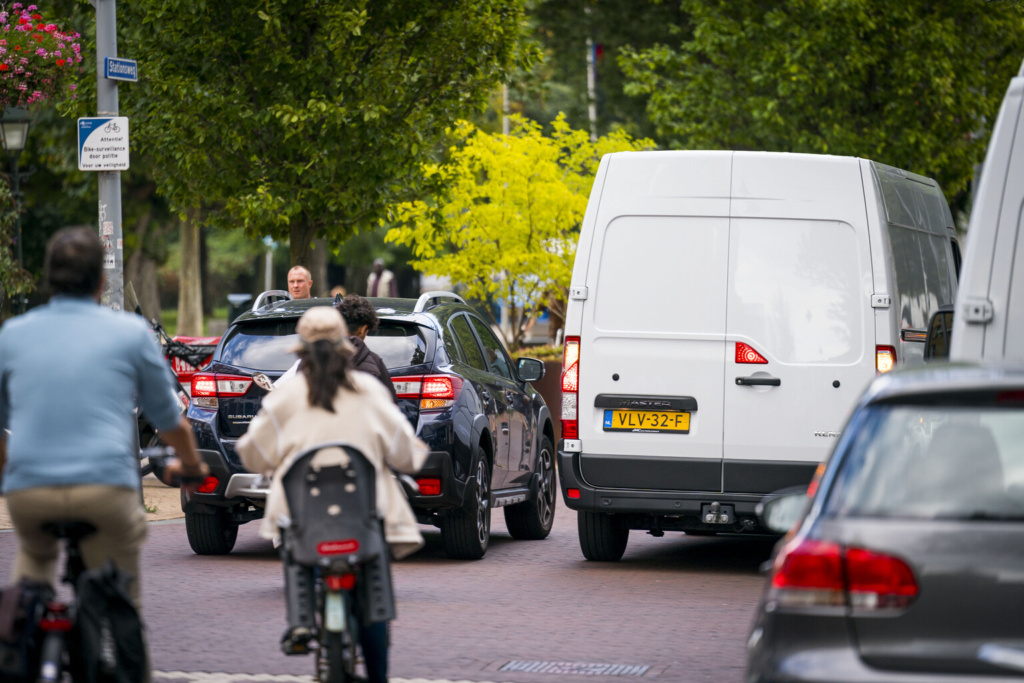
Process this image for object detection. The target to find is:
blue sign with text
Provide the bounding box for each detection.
[104,57,138,82]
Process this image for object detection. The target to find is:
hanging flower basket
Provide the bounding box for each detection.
[0,3,81,109]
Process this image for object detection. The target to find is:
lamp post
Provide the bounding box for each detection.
[0,107,31,314]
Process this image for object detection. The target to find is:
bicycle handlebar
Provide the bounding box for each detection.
[143,447,208,486]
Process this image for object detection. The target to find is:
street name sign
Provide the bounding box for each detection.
[104,57,138,82]
[78,117,129,171]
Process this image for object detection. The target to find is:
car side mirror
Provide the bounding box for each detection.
[516,357,545,383]
[923,306,955,361]
[756,487,810,535]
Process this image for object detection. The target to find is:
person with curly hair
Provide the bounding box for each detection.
[335,294,397,403]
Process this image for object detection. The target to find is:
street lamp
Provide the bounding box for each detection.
[1,107,31,314]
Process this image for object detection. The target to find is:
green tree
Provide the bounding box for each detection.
[386,114,652,350]
[527,0,688,138]
[0,178,27,317]
[619,0,1024,212]
[112,0,536,271]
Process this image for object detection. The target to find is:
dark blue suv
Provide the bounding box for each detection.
[182,291,556,559]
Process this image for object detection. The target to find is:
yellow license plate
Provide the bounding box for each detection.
[603,409,690,433]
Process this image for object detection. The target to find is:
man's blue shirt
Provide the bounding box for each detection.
[0,296,182,493]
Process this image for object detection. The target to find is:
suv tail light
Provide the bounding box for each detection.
[190,373,254,409]
[769,538,918,611]
[391,375,463,410]
[561,336,580,440]
[876,345,896,374]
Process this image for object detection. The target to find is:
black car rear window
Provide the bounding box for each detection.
[365,323,431,369]
[219,318,431,372]
[219,320,299,371]
[824,401,1024,521]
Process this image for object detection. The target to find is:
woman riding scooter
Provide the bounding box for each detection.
[236,306,427,683]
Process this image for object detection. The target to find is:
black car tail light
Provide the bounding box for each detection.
[196,476,219,494]
[190,373,254,409]
[769,538,918,611]
[392,374,463,410]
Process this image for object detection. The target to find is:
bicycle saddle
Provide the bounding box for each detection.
[41,521,97,541]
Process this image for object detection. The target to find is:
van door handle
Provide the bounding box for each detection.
[736,376,781,387]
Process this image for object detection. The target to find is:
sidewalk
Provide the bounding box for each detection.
[0,475,185,530]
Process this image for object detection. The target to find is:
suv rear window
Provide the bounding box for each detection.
[825,403,1024,520]
[219,320,298,371]
[365,322,431,369]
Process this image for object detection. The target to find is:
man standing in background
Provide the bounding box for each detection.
[366,258,396,298]
[287,266,314,300]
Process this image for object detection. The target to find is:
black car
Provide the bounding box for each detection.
[182,291,556,560]
[748,364,1024,682]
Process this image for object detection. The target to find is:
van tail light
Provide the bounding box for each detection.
[876,345,896,374]
[324,573,357,591]
[805,462,826,498]
[769,538,917,611]
[736,342,768,364]
[561,336,580,440]
[391,375,463,410]
[190,373,254,409]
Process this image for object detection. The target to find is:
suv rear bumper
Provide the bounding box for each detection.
[407,450,469,512]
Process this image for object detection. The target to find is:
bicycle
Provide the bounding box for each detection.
[103,121,120,134]
[32,449,205,682]
[280,444,401,683]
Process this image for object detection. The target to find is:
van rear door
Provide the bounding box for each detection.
[577,152,732,493]
[722,153,876,493]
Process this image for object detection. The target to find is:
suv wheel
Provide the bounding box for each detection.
[441,455,491,560]
[504,436,556,540]
[578,511,628,561]
[185,509,239,555]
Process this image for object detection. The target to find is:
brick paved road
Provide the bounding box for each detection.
[0,497,777,682]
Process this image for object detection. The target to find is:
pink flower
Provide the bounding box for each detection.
[27,5,37,11]
[34,47,44,56]
[12,4,23,10]
[68,83,75,90]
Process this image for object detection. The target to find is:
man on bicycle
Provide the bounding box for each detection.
[0,227,206,609]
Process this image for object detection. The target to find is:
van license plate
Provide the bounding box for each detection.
[603,409,690,433]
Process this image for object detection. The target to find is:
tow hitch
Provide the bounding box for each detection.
[702,502,735,525]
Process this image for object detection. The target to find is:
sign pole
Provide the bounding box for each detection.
[95,0,123,311]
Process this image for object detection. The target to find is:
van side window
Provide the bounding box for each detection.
[888,225,955,330]
[469,317,514,381]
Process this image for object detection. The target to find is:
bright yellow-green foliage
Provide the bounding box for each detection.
[387,114,652,348]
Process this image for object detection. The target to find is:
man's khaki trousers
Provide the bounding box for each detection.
[6,484,147,605]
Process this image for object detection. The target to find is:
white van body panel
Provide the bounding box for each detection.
[559,149,957,541]
[951,62,1024,362]
[723,153,876,470]
[578,152,731,491]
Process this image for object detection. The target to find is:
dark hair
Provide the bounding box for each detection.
[45,227,104,296]
[295,339,355,411]
[335,294,379,334]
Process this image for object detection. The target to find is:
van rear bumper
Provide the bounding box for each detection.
[557,445,815,522]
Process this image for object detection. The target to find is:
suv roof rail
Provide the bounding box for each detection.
[413,291,465,313]
[252,290,291,313]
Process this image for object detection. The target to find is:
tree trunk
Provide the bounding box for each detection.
[177,208,204,336]
[289,215,318,273]
[124,204,160,322]
[310,238,328,298]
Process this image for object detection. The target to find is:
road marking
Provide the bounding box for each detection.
[499,661,651,677]
[154,673,509,683]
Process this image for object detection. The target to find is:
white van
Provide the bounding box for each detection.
[949,59,1024,362]
[557,150,960,560]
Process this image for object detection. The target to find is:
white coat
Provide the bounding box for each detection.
[237,370,427,559]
